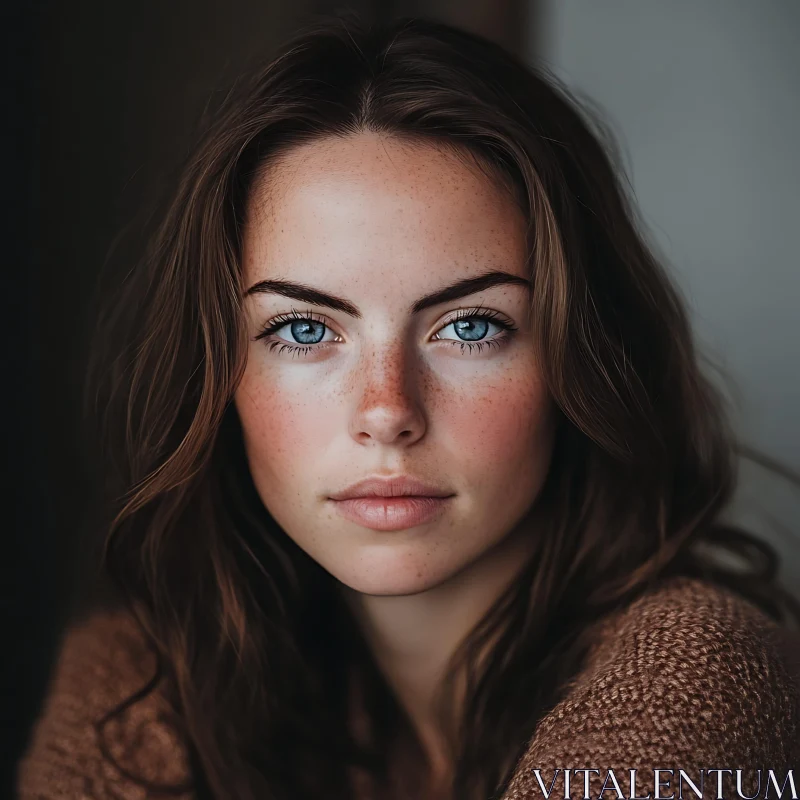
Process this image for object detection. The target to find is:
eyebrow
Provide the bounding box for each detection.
[244,269,531,317]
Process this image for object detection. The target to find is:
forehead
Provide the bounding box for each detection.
[242,132,528,291]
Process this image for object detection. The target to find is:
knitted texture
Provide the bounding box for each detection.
[502,577,800,799]
[17,576,800,799]
[16,611,192,799]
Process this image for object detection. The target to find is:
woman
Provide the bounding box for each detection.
[18,13,800,800]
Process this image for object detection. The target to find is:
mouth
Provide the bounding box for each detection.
[327,475,455,531]
[329,474,453,500]
[328,495,453,532]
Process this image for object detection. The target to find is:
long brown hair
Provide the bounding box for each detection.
[87,13,799,800]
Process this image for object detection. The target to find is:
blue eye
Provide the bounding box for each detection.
[254,309,337,357]
[438,317,492,342]
[277,319,327,345]
[434,308,517,352]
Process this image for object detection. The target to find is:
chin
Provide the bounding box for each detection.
[334,552,455,596]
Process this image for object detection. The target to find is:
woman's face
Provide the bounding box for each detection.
[236,132,557,596]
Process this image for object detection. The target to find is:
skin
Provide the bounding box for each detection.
[235,131,557,792]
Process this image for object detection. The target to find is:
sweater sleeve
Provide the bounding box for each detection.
[501,577,800,800]
[16,609,193,800]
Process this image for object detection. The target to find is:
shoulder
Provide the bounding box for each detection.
[16,607,193,799]
[502,576,800,800]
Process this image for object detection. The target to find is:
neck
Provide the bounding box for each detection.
[337,520,537,783]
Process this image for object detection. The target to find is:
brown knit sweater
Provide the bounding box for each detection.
[16,576,800,799]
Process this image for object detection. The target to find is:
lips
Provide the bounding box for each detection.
[328,475,455,531]
[330,496,452,531]
[329,475,453,501]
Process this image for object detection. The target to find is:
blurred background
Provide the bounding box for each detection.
[4,0,798,791]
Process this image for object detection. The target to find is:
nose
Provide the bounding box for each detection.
[348,340,427,447]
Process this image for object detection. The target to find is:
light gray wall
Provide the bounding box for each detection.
[532,1,800,588]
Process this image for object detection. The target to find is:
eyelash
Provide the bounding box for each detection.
[254,306,518,358]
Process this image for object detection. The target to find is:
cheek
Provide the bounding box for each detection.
[445,371,553,463]
[234,367,337,484]
[440,365,555,500]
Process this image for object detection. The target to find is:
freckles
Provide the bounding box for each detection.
[444,366,550,463]
[237,371,308,463]
[240,372,349,483]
